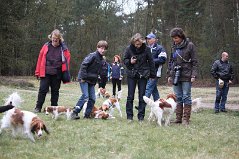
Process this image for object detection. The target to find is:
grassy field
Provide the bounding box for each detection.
[0,77,239,159]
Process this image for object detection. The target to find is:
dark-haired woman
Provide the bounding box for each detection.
[167,27,198,125]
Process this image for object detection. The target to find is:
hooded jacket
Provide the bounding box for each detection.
[35,42,71,83]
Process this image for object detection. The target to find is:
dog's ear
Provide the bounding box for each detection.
[43,124,50,134]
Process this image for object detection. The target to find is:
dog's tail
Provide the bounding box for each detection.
[192,97,202,112]
[143,96,154,107]
[4,92,23,107]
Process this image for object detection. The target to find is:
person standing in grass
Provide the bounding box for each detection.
[145,33,167,101]
[167,27,198,125]
[98,56,110,89]
[123,33,156,122]
[34,29,71,113]
[110,55,124,98]
[211,52,234,113]
[71,40,108,120]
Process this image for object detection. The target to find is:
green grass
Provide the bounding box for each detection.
[0,77,239,159]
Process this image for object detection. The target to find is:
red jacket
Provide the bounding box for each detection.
[35,42,71,80]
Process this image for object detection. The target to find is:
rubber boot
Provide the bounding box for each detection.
[172,104,183,124]
[182,105,191,125]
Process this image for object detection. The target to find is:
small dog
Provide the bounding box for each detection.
[0,93,49,142]
[95,87,111,99]
[143,93,177,126]
[82,103,109,119]
[100,97,122,118]
[44,106,73,120]
[0,108,49,142]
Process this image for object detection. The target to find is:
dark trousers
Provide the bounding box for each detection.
[112,78,121,96]
[36,74,61,110]
[98,77,108,89]
[126,77,147,120]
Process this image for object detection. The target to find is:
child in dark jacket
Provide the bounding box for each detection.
[98,56,111,89]
[111,55,124,99]
[71,40,108,119]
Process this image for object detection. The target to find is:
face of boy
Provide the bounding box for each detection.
[97,47,107,55]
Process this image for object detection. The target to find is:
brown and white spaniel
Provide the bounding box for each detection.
[44,106,73,120]
[0,108,49,142]
[95,87,111,99]
[100,97,122,118]
[82,103,109,120]
[143,93,177,126]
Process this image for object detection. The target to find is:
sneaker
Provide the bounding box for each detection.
[71,111,80,120]
[34,108,41,113]
[215,110,219,114]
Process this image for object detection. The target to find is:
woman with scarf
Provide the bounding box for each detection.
[167,28,198,125]
[123,33,156,122]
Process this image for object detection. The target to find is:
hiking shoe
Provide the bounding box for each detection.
[71,111,80,120]
[34,108,41,113]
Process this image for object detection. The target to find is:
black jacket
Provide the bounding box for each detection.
[211,59,234,81]
[123,43,156,79]
[78,51,103,84]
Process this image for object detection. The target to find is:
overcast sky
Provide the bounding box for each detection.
[117,0,147,15]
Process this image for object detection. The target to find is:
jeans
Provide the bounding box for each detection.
[173,81,192,106]
[126,77,148,120]
[75,81,96,117]
[215,80,229,111]
[145,78,160,101]
[36,74,61,110]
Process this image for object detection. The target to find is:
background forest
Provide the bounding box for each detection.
[0,0,238,84]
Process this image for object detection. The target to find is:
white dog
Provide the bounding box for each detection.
[143,93,177,126]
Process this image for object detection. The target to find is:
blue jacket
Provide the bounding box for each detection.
[111,62,124,79]
[78,51,103,85]
[149,43,167,77]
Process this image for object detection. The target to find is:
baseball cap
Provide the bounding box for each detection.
[146,33,156,39]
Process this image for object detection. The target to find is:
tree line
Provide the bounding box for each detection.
[0,0,238,84]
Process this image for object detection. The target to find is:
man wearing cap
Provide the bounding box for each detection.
[211,52,234,113]
[145,33,167,101]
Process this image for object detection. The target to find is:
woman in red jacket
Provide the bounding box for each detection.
[34,29,71,113]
